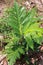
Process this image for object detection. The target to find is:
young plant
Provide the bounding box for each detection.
[1,2,43,65]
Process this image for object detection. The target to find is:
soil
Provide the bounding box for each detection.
[0,0,6,17]
[14,52,43,65]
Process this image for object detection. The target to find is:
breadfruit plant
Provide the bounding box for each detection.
[0,2,43,65]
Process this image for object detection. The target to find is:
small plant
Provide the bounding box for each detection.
[0,2,43,65]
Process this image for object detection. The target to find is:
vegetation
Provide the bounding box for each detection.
[0,2,43,65]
